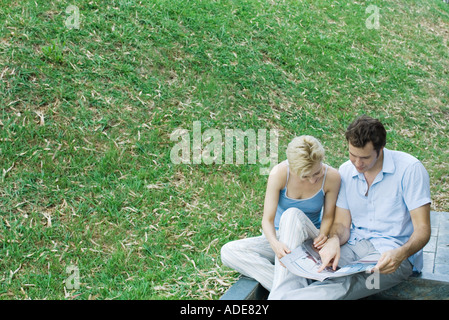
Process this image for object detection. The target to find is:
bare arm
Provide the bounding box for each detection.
[374,203,431,274]
[261,171,281,248]
[328,206,352,245]
[313,169,341,248]
[317,206,352,271]
[261,164,291,260]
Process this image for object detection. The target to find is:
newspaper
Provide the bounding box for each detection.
[280,239,377,282]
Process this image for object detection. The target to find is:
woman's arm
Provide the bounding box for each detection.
[261,164,290,260]
[313,168,341,249]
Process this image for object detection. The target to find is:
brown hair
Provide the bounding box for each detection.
[345,115,386,155]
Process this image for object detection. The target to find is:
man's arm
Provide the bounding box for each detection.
[317,206,352,272]
[374,203,431,274]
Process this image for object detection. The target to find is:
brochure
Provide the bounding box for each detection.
[280,239,377,282]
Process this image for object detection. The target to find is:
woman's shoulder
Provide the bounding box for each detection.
[267,161,288,188]
[324,164,341,190]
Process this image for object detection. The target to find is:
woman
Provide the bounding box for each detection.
[221,135,341,292]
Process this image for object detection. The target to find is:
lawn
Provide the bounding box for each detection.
[0,0,448,299]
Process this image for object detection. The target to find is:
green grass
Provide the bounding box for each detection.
[1,0,448,299]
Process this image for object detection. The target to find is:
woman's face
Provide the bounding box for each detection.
[301,162,324,184]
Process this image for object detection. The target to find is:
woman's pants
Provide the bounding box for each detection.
[220,208,319,291]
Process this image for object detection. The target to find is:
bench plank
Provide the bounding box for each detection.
[368,273,449,300]
[220,276,268,300]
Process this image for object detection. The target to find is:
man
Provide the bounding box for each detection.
[268,115,431,300]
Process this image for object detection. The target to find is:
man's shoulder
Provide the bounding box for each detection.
[386,149,428,176]
[338,160,354,176]
[388,149,420,166]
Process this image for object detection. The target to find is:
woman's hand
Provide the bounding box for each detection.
[313,234,328,250]
[271,241,291,267]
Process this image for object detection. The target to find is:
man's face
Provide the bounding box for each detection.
[348,142,381,173]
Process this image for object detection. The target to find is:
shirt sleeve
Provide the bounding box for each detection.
[402,161,431,211]
[336,167,349,210]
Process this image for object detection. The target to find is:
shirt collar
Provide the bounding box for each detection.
[351,147,395,178]
[382,148,395,174]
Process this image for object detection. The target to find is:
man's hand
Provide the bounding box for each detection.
[317,236,340,272]
[373,248,406,274]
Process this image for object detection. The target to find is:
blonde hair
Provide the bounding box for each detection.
[286,135,325,178]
